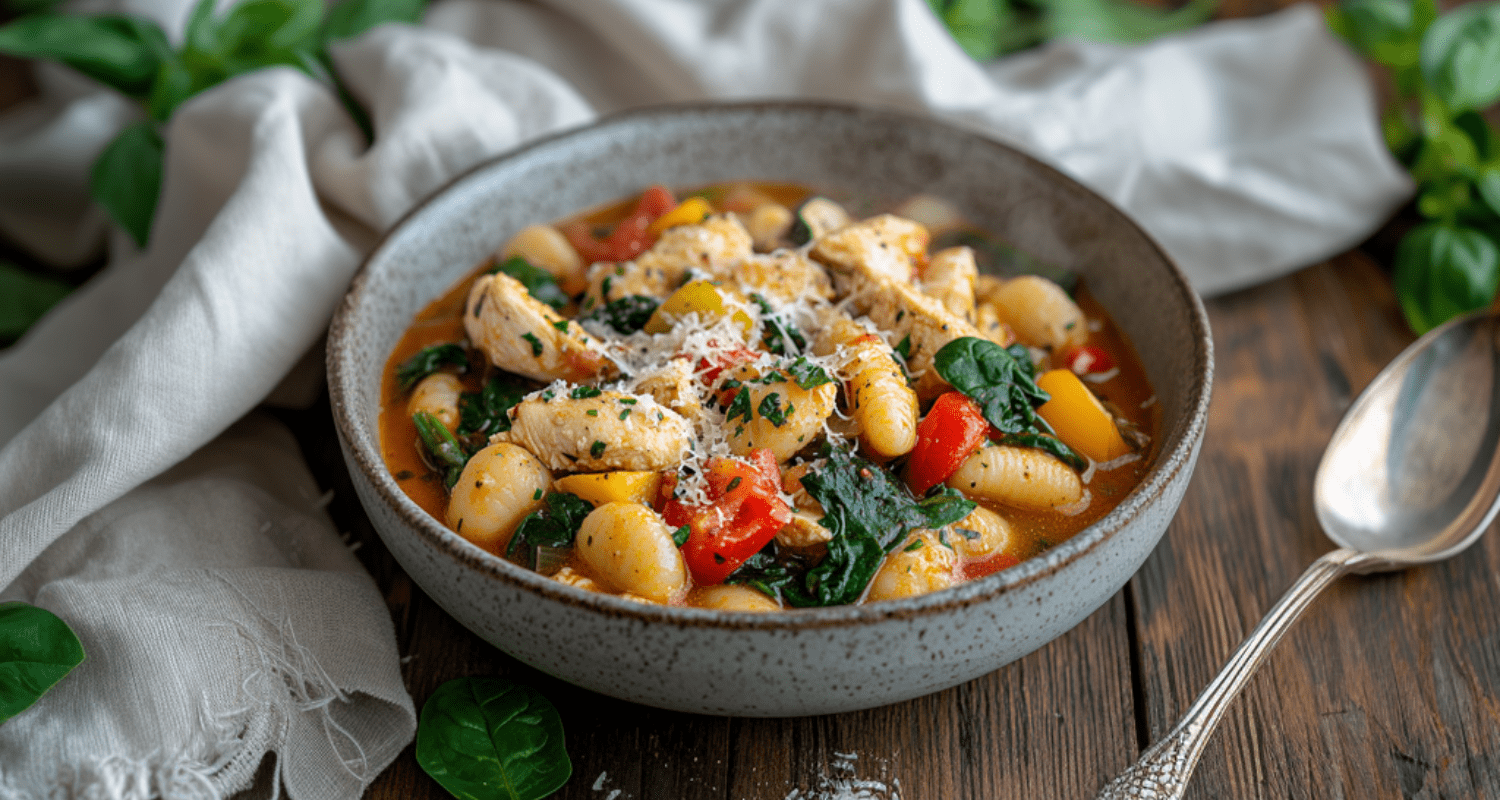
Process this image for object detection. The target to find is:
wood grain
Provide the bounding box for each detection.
[1127,252,1500,799]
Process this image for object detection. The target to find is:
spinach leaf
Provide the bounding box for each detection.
[504,492,592,572]
[416,677,572,800]
[0,261,72,344]
[0,602,85,724]
[1420,0,1500,113]
[579,295,659,335]
[457,373,532,437]
[933,336,1051,435]
[0,13,170,97]
[1394,221,1500,333]
[322,0,426,42]
[489,257,569,311]
[762,448,974,607]
[995,432,1088,471]
[396,343,469,391]
[89,121,165,249]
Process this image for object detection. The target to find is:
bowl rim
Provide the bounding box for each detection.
[327,99,1214,632]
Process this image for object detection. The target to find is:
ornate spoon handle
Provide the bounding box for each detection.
[1096,548,1362,799]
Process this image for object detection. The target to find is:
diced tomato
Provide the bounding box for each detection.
[1063,344,1114,375]
[663,449,791,586]
[906,391,990,496]
[564,185,677,263]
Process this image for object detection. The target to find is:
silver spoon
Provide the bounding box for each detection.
[1097,309,1500,800]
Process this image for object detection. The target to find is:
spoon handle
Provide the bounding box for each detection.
[1095,547,1362,800]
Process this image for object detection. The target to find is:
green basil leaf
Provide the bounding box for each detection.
[1477,165,1500,218]
[322,0,426,42]
[1326,0,1428,69]
[1420,0,1500,113]
[504,492,592,572]
[0,261,72,344]
[0,602,85,724]
[416,677,572,800]
[396,343,469,391]
[1394,221,1500,333]
[1040,0,1217,45]
[90,121,164,248]
[184,0,321,79]
[0,13,170,97]
[488,257,569,311]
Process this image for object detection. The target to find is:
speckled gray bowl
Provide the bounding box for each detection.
[328,102,1212,717]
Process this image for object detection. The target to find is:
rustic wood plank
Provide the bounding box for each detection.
[1128,252,1500,799]
[725,597,1138,800]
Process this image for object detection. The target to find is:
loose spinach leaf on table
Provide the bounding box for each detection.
[1393,221,1500,333]
[579,295,660,335]
[732,448,974,607]
[0,602,85,725]
[504,492,592,573]
[0,13,170,96]
[0,261,72,344]
[489,257,570,311]
[457,372,532,438]
[416,677,572,800]
[396,343,469,391]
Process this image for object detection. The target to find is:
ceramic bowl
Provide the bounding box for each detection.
[328,102,1212,717]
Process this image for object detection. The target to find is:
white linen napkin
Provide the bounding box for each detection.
[0,0,1411,796]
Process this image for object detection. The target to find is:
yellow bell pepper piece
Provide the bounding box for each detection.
[1036,369,1131,463]
[643,279,754,336]
[647,197,713,235]
[554,471,663,507]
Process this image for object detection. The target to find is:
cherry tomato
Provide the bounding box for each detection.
[906,391,989,496]
[663,449,791,585]
[1063,344,1114,375]
[564,185,677,263]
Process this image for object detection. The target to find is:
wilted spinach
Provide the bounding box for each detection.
[934,336,1086,469]
[0,602,85,725]
[456,372,532,444]
[416,677,572,800]
[579,295,660,335]
[395,343,469,391]
[731,448,973,607]
[488,256,569,311]
[504,492,592,572]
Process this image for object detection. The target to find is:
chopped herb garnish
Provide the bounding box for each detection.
[618,398,637,405]
[396,343,468,391]
[672,525,691,547]
[758,392,789,427]
[570,386,602,399]
[784,357,832,389]
[904,539,925,552]
[586,409,599,417]
[726,476,743,492]
[541,389,556,401]
[522,332,543,357]
[619,409,631,420]
[489,256,570,310]
[724,388,752,423]
[552,320,570,332]
[532,488,544,500]
[590,441,606,458]
[894,334,912,362]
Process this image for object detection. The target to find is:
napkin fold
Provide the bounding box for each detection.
[0,0,1411,796]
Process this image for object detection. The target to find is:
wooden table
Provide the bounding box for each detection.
[5,9,1500,800]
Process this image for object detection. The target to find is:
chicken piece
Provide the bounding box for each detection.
[491,391,692,473]
[854,280,984,402]
[631,358,704,422]
[706,249,833,304]
[583,215,755,307]
[921,246,978,322]
[464,273,616,384]
[809,214,929,291]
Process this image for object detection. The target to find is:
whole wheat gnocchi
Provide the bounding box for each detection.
[380,184,1156,610]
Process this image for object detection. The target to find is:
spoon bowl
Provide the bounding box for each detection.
[1099,309,1500,799]
[1316,311,1500,564]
